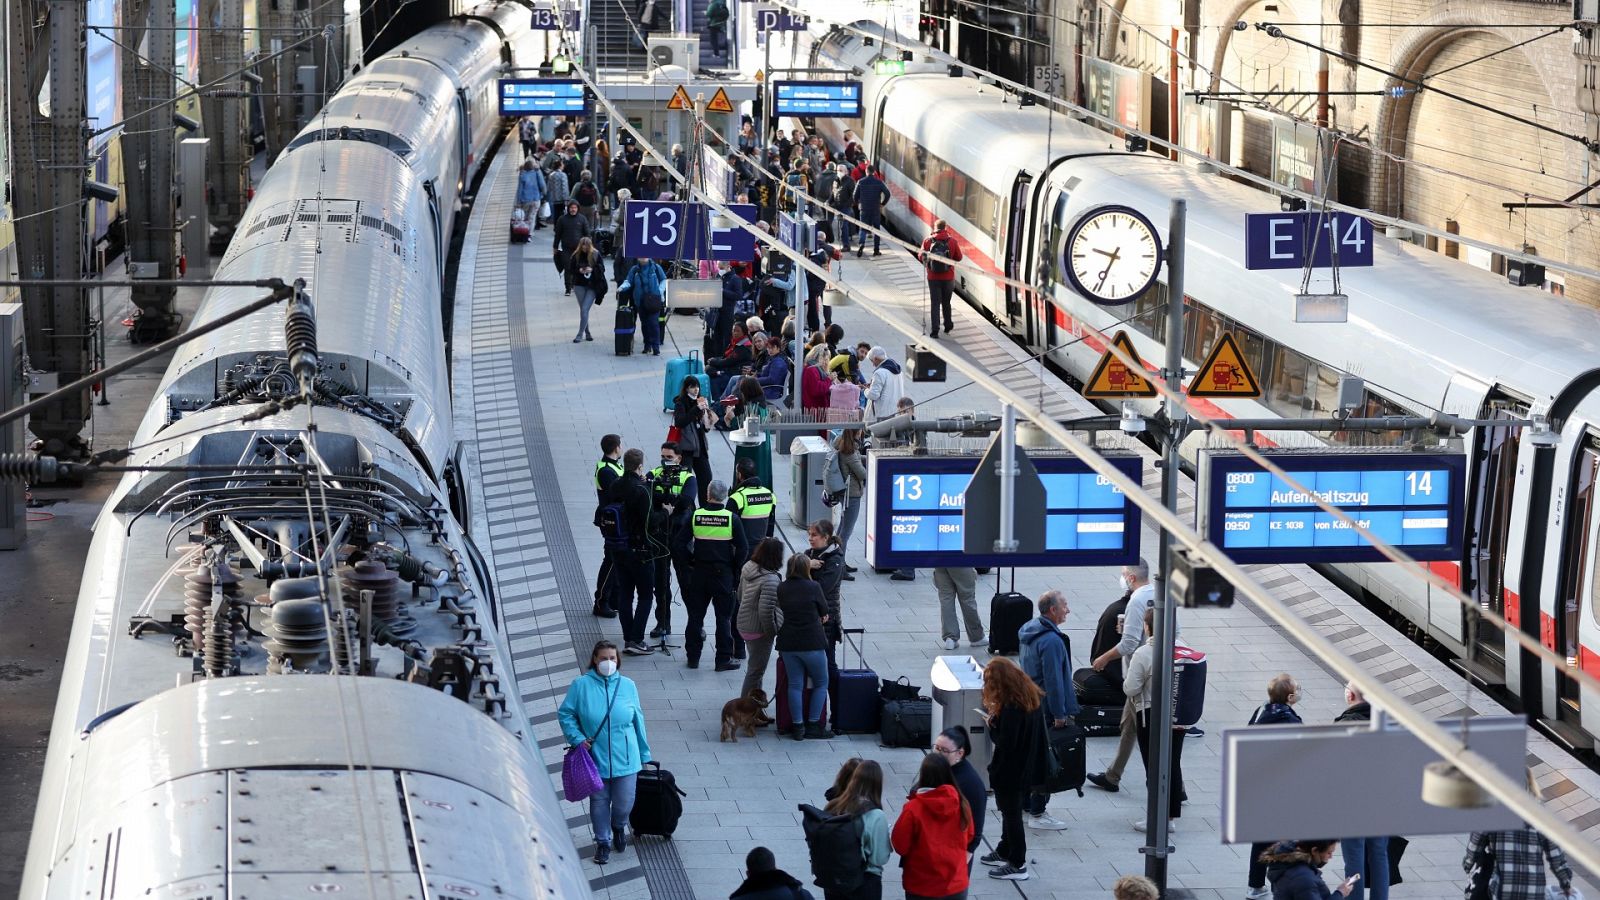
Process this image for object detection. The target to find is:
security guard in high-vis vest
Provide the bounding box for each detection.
[727,456,777,561]
[592,434,625,619]
[647,441,697,639]
[679,479,748,670]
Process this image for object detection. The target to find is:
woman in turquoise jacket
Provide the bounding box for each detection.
[558,640,652,865]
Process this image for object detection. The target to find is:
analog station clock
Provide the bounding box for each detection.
[1063,205,1165,306]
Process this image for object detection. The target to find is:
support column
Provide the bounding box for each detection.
[257,0,299,162]
[7,0,93,455]
[199,0,248,251]
[121,0,180,341]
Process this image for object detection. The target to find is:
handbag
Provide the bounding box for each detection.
[678,423,702,456]
[878,676,921,703]
[539,200,551,220]
[562,744,604,801]
[666,425,682,444]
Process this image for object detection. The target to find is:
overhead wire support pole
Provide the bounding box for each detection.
[995,404,1018,553]
[1144,198,1187,891]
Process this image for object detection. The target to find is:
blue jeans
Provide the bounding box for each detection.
[782,649,829,723]
[836,495,861,558]
[639,306,662,352]
[591,773,638,846]
[856,214,882,253]
[1341,836,1390,900]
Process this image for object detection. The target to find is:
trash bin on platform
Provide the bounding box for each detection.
[930,655,991,790]
[789,435,830,527]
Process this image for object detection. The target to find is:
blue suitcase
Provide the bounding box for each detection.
[663,351,707,411]
[831,628,880,734]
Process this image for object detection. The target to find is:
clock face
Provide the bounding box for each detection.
[1063,206,1164,306]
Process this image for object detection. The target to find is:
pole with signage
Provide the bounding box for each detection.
[1145,199,1187,890]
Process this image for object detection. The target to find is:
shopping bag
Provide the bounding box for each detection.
[561,744,604,801]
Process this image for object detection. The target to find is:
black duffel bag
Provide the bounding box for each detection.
[879,697,932,749]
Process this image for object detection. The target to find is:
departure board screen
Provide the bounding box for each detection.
[1200,451,1466,564]
[867,454,1142,568]
[498,79,590,115]
[772,80,864,118]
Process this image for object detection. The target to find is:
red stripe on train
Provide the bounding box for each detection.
[1581,645,1600,678]
[1502,585,1519,627]
[1540,611,1558,652]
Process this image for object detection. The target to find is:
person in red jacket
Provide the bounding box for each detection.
[892,752,976,900]
[920,220,963,339]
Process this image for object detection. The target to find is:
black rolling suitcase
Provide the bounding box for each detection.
[987,569,1033,656]
[629,761,687,837]
[831,628,880,734]
[1041,720,1087,795]
[593,226,616,258]
[614,304,636,356]
[1073,667,1124,736]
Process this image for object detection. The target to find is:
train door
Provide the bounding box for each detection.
[455,90,472,186]
[1463,392,1532,679]
[1554,438,1599,725]
[1002,173,1032,327]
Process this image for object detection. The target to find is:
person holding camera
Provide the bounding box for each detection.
[647,441,697,642]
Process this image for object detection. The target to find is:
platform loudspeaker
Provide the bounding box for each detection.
[1506,257,1545,287]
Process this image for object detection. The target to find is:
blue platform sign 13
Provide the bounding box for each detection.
[620,201,759,261]
[530,7,579,29]
[1244,212,1374,270]
[865,454,1142,569]
[1198,450,1466,565]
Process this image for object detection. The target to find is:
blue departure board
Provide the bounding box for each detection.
[772,80,864,118]
[1199,451,1466,564]
[498,79,590,116]
[867,455,1142,568]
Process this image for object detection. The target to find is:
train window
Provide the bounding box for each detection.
[880,123,998,238]
[1266,347,1312,417]
[1310,364,1341,415]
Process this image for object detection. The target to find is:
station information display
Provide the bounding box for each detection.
[772,80,864,118]
[498,79,590,116]
[866,454,1142,569]
[1198,450,1466,564]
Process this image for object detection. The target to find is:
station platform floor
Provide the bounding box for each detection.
[465,140,1600,900]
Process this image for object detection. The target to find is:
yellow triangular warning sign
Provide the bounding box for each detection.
[707,86,735,113]
[1186,331,1262,398]
[1083,331,1158,399]
[666,85,692,110]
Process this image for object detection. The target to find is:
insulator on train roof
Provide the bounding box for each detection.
[284,280,319,394]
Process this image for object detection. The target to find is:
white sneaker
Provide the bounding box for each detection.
[941,638,959,651]
[1027,813,1069,831]
[1246,888,1271,900]
[1132,818,1176,834]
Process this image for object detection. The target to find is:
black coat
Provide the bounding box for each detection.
[775,579,828,652]
[607,472,652,545]
[565,250,610,297]
[729,869,814,900]
[987,702,1051,793]
[1091,591,1131,685]
[672,395,711,461]
[951,758,987,851]
[804,542,844,642]
[553,213,590,256]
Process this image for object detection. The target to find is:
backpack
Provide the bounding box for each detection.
[822,448,847,495]
[575,182,599,206]
[798,804,866,894]
[1171,645,1208,728]
[597,501,630,550]
[926,236,953,274]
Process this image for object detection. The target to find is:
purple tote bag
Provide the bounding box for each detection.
[563,744,604,801]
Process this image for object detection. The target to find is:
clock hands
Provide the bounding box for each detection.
[1091,246,1122,292]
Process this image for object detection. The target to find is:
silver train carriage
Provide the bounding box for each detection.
[808,21,1600,747]
[20,3,594,897]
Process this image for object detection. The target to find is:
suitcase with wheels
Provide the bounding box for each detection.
[1073,666,1124,705]
[1041,721,1087,795]
[614,304,636,356]
[987,570,1032,656]
[1074,704,1122,737]
[776,659,829,734]
[510,212,531,243]
[663,351,706,411]
[629,761,687,837]
[830,628,879,734]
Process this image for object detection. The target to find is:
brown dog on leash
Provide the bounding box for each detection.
[719,689,774,742]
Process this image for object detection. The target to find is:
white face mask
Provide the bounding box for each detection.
[596,659,618,677]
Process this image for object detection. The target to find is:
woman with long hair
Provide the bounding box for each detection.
[893,752,976,899]
[805,519,846,705]
[820,759,891,900]
[776,553,830,741]
[933,726,987,863]
[566,236,607,343]
[735,537,785,701]
[556,640,651,866]
[831,427,867,574]
[727,375,774,488]
[979,657,1050,882]
[672,375,715,505]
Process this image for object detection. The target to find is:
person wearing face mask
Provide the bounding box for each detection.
[567,236,608,343]
[647,441,697,642]
[558,640,652,866]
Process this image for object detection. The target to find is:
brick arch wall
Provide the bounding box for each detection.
[1206,0,1317,94]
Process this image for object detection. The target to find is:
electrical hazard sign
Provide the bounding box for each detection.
[666,85,693,110]
[707,87,735,113]
[1186,331,1261,398]
[1083,331,1158,399]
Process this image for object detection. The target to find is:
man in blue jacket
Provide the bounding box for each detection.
[852,166,891,257]
[1017,590,1079,831]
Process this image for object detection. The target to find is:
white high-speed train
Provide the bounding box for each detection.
[20,4,595,897]
[810,24,1600,747]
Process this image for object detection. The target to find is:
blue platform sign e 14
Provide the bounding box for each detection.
[1198,450,1465,564]
[498,79,589,116]
[754,5,807,31]
[621,201,760,261]
[1244,212,1374,270]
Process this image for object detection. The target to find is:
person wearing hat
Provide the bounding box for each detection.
[827,354,862,423]
[805,232,843,333]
